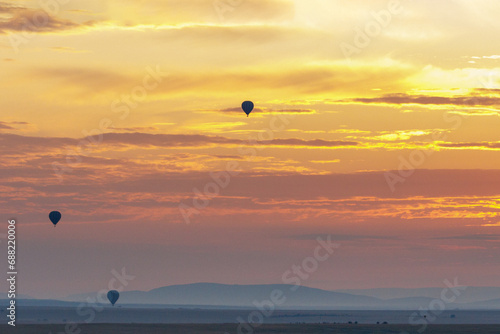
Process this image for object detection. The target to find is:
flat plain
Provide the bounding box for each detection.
[7,307,500,325]
[2,324,500,334]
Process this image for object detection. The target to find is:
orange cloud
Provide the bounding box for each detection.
[0,5,94,34]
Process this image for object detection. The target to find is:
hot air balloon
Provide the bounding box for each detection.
[49,211,61,227]
[107,290,120,306]
[241,101,254,117]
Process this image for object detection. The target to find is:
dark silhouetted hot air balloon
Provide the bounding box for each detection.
[241,101,254,117]
[49,211,61,227]
[107,290,120,306]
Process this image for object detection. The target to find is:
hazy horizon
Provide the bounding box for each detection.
[6,282,500,301]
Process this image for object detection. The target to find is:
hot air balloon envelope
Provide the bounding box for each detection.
[241,101,254,117]
[107,290,120,306]
[49,211,61,226]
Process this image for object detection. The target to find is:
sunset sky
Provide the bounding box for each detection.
[1,0,500,299]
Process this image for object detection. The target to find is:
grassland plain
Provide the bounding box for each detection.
[2,324,500,334]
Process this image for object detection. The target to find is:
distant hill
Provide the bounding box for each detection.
[466,298,500,309]
[66,283,381,309]
[59,283,500,310]
[335,287,500,304]
[2,284,498,310]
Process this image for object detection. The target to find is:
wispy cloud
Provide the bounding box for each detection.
[213,107,316,115]
[341,92,500,107]
[438,142,500,150]
[0,132,360,151]
[295,234,398,241]
[0,5,94,34]
[434,234,500,241]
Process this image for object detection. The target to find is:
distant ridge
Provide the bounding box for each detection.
[57,283,500,310]
[336,286,500,303]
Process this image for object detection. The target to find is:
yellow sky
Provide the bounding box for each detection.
[1,0,500,296]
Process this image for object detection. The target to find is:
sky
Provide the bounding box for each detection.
[1,0,500,299]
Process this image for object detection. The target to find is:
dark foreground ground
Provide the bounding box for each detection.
[2,324,500,334]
